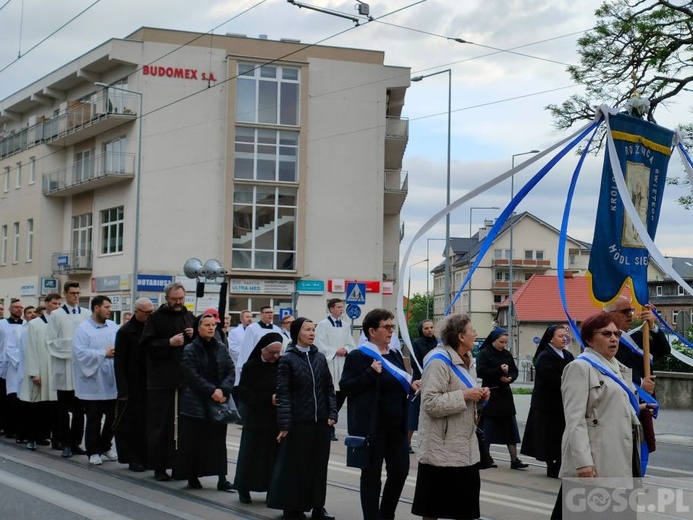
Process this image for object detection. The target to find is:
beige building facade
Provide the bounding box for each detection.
[0,28,410,324]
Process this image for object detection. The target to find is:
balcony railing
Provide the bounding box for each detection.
[492,258,551,268]
[42,152,135,195]
[385,116,409,140]
[384,169,408,191]
[0,90,138,158]
[51,249,93,274]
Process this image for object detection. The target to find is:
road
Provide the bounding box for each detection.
[1,396,691,519]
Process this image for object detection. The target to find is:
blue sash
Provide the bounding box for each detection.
[424,352,475,389]
[619,332,652,361]
[358,345,412,394]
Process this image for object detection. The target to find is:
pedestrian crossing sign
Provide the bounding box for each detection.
[345,282,366,305]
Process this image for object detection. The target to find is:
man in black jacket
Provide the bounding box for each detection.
[139,282,194,481]
[408,319,437,451]
[114,297,154,472]
[606,295,670,395]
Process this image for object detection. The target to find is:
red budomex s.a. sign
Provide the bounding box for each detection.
[328,280,380,293]
[143,65,217,82]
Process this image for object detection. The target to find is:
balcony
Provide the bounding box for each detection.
[51,249,93,275]
[43,152,135,196]
[0,90,138,158]
[491,280,525,292]
[385,116,408,170]
[384,169,408,215]
[492,258,551,270]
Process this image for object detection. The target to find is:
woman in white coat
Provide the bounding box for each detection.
[552,311,646,519]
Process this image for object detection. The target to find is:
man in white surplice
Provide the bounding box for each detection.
[314,298,355,440]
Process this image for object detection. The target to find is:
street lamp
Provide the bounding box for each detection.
[508,149,539,359]
[426,238,446,319]
[406,258,428,317]
[411,69,452,314]
[468,206,499,320]
[95,82,143,307]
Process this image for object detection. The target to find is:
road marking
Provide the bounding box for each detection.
[0,468,133,520]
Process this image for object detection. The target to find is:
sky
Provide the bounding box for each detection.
[1,0,692,294]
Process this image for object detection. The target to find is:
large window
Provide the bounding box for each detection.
[232,185,296,271]
[1,225,6,265]
[234,128,298,182]
[100,207,124,255]
[74,149,95,182]
[26,219,33,262]
[72,213,93,254]
[104,138,127,174]
[236,63,299,125]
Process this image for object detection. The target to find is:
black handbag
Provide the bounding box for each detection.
[208,400,235,424]
[345,435,369,469]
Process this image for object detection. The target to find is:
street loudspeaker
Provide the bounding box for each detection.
[203,259,227,279]
[183,258,205,279]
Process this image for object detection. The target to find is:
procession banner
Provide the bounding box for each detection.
[587,113,675,307]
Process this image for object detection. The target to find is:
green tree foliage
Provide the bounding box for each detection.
[406,293,434,340]
[653,340,693,373]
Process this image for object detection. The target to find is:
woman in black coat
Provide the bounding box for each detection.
[475,327,527,470]
[266,318,337,520]
[521,324,575,478]
[232,332,283,503]
[174,314,235,491]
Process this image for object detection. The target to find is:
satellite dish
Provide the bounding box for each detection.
[203,258,227,280]
[183,258,204,279]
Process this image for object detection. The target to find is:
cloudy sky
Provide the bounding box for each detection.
[1,0,691,293]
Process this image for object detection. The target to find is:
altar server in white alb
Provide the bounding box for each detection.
[72,295,119,466]
[314,298,355,440]
[46,281,90,458]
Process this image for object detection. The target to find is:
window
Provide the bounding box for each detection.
[656,285,663,297]
[100,206,124,254]
[234,128,298,182]
[232,185,296,271]
[12,222,19,263]
[678,286,685,296]
[3,166,9,192]
[493,249,503,259]
[673,310,679,325]
[26,219,33,262]
[236,63,299,126]
[1,225,6,265]
[536,250,545,261]
[104,138,127,174]
[15,162,21,188]
[524,250,533,260]
[72,213,93,255]
[505,249,512,260]
[74,149,95,182]
[493,295,502,304]
[29,157,35,184]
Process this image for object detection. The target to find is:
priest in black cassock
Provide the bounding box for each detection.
[232,332,282,504]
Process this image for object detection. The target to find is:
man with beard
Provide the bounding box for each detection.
[46,281,90,458]
[114,297,154,472]
[140,282,194,481]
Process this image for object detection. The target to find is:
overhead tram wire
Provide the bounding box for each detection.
[0,0,103,74]
[0,0,12,14]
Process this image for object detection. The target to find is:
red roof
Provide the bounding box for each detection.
[500,275,610,322]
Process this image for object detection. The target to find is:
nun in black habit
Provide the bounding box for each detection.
[232,332,283,504]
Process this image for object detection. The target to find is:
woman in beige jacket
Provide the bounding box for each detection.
[411,314,490,520]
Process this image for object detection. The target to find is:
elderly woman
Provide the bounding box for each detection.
[475,328,527,470]
[551,312,645,518]
[340,308,421,520]
[174,314,235,491]
[411,313,489,520]
[232,332,283,504]
[266,318,337,520]
[521,324,574,478]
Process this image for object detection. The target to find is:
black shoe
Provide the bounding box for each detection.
[61,446,73,458]
[479,461,498,469]
[154,470,172,481]
[71,446,86,455]
[187,478,202,489]
[311,508,335,520]
[238,491,252,504]
[217,480,233,492]
[283,511,307,519]
[37,439,50,446]
[26,441,37,451]
[330,432,338,441]
[511,458,529,470]
[128,463,146,472]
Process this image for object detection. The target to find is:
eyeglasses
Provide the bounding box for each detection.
[464,328,477,335]
[595,330,622,339]
[379,324,396,332]
[613,308,635,317]
[264,350,282,356]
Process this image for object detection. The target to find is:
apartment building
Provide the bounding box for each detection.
[0,27,410,323]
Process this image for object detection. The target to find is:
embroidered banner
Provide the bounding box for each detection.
[587,113,675,306]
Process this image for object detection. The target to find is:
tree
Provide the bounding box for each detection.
[547,0,693,204]
[405,293,434,341]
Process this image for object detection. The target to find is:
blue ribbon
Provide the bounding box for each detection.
[447,119,601,315]
[424,352,475,388]
[577,354,648,475]
[358,346,412,394]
